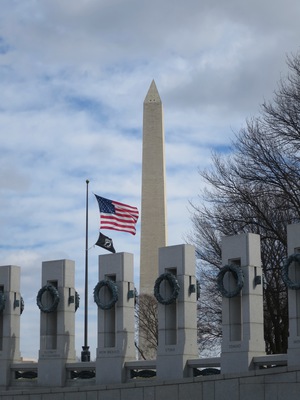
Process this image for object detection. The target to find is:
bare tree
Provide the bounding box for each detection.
[190,52,300,354]
[135,294,158,360]
[196,267,222,356]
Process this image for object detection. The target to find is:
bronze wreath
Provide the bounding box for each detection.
[36,284,60,313]
[20,296,24,315]
[93,279,118,310]
[154,272,180,305]
[0,291,5,312]
[75,291,80,311]
[217,265,244,298]
[282,253,300,290]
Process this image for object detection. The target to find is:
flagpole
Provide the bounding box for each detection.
[81,179,90,362]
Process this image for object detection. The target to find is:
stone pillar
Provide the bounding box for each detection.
[95,252,135,384]
[0,265,22,387]
[38,259,76,387]
[156,244,198,380]
[286,223,300,366]
[220,233,265,374]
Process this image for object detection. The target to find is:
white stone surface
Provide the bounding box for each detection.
[0,265,22,386]
[287,223,300,366]
[38,259,76,387]
[3,366,300,399]
[156,244,198,380]
[96,252,135,384]
[140,80,167,295]
[221,233,265,373]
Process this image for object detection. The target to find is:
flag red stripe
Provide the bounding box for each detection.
[113,203,139,222]
[100,220,137,234]
[101,214,137,224]
[100,214,137,234]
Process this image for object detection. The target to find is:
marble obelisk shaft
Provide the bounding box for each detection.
[140,80,167,294]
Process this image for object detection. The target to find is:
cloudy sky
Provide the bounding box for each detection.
[1,0,300,360]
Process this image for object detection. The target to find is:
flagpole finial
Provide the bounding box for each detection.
[86,179,89,184]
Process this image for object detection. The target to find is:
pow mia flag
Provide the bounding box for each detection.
[95,232,116,253]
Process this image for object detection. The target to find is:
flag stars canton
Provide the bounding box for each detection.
[97,196,115,214]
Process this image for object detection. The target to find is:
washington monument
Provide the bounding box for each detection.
[140,80,167,294]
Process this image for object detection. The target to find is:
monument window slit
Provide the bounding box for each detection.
[228,259,242,342]
[104,274,116,348]
[0,284,3,350]
[45,280,57,350]
[165,268,177,345]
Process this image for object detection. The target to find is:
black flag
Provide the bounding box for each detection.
[95,232,116,253]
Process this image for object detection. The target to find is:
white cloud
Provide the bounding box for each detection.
[0,0,300,359]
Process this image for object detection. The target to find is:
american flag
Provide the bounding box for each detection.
[94,194,139,235]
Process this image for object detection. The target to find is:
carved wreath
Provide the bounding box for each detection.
[217,265,244,298]
[93,279,119,310]
[36,284,60,313]
[154,272,180,305]
[0,291,5,312]
[282,253,300,290]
